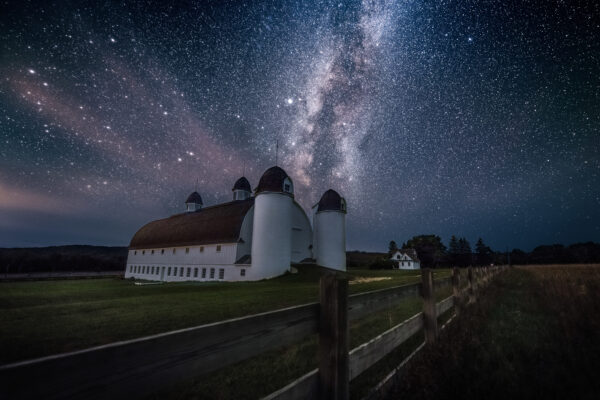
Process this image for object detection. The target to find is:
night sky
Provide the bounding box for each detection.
[1,0,598,251]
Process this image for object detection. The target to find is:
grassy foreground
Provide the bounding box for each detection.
[389,265,600,400]
[0,266,449,365]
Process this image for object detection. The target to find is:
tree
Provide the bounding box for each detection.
[388,240,398,255]
[404,235,447,268]
[457,237,472,267]
[448,235,460,266]
[475,238,492,266]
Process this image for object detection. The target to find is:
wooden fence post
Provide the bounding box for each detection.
[452,267,461,315]
[319,273,349,400]
[421,268,438,344]
[468,266,475,303]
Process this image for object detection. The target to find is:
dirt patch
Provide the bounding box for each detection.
[350,276,392,285]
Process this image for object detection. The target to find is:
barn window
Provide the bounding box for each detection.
[194,268,198,278]
[200,246,204,253]
[173,248,176,254]
[186,248,189,254]
[202,268,206,278]
[219,269,224,279]
[210,268,215,279]
[240,269,246,277]
[179,267,184,277]
[167,267,171,276]
[151,250,155,255]
[284,184,290,192]
[134,251,137,255]
[216,245,222,252]
[161,249,164,255]
[173,267,178,276]
[186,268,191,277]
[142,250,145,255]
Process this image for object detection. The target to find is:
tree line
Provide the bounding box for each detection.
[375,235,600,269]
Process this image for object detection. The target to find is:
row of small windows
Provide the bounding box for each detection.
[128,265,246,279]
[133,245,222,256]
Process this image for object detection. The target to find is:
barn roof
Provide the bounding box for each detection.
[129,198,254,249]
[232,176,251,192]
[185,191,203,205]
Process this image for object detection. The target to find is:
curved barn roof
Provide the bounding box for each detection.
[129,198,254,249]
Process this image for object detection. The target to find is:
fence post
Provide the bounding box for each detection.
[452,267,461,315]
[468,266,474,303]
[421,268,438,344]
[319,273,349,400]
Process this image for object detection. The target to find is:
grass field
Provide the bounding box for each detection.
[0,266,450,365]
[389,264,600,400]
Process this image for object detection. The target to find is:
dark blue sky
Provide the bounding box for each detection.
[0,0,598,251]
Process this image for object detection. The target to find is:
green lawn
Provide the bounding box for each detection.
[0,266,450,365]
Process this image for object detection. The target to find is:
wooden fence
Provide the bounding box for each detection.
[0,266,507,400]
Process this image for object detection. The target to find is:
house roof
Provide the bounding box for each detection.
[395,248,420,262]
[129,198,254,249]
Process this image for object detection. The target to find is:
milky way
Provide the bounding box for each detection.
[0,0,599,250]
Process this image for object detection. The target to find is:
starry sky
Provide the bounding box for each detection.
[1,0,598,251]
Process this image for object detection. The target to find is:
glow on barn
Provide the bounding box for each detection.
[124,166,347,281]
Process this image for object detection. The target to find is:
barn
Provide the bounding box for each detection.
[124,166,347,281]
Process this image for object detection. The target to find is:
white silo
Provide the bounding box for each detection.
[250,166,294,279]
[314,189,347,271]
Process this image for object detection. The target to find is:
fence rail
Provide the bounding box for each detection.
[0,265,508,400]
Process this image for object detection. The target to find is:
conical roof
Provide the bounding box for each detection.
[185,191,203,205]
[232,176,251,192]
[317,189,345,212]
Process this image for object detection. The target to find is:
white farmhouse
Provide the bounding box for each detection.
[391,249,421,270]
[124,166,347,282]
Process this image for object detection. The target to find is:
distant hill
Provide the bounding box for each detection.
[0,245,128,273]
[346,250,387,268]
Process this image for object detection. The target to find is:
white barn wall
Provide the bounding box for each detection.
[314,211,346,271]
[291,202,313,263]
[235,206,254,261]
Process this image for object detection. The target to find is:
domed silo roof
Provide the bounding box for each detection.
[317,189,346,213]
[185,191,203,205]
[232,176,251,192]
[255,166,292,194]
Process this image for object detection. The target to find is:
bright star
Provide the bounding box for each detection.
[287,98,293,104]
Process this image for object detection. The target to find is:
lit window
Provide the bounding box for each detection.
[194,268,198,278]
[216,245,222,252]
[240,269,245,277]
[219,269,224,279]
[202,268,206,278]
[210,268,215,279]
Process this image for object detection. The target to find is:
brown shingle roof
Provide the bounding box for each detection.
[129,198,254,249]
